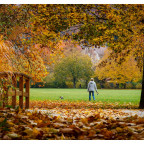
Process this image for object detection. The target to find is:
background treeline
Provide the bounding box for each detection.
[30,79,142,89]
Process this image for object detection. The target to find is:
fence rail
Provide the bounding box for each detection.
[0,72,31,109]
[7,90,29,97]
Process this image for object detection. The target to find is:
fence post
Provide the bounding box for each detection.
[0,72,30,109]
[3,86,8,108]
[12,74,17,109]
[25,78,30,109]
[3,75,8,108]
[19,76,24,109]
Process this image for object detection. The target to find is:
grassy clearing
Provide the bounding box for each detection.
[30,88,141,105]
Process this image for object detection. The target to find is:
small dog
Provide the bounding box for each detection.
[60,96,64,99]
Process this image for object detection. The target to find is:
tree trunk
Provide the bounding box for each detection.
[124,83,126,89]
[73,78,76,88]
[139,61,144,109]
[85,80,88,89]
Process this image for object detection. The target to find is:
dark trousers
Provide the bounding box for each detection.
[89,91,95,101]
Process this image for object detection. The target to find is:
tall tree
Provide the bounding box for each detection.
[54,51,93,88]
[70,4,144,108]
[0,4,74,81]
[95,49,142,84]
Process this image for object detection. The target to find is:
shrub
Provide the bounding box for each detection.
[76,81,86,88]
[96,83,101,89]
[66,81,74,88]
[135,83,142,89]
[103,83,117,89]
[109,83,117,89]
[119,83,126,89]
[131,82,137,88]
[126,83,133,89]
[103,83,111,89]
[44,82,56,88]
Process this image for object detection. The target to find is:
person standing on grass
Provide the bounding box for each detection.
[87,78,98,101]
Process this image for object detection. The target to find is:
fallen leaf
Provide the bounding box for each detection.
[7,133,21,139]
[53,123,66,128]
[60,128,74,134]
[3,135,12,140]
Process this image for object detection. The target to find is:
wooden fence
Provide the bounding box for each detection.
[0,72,31,109]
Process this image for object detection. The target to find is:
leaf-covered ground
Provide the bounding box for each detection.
[0,101,144,140]
[30,100,139,109]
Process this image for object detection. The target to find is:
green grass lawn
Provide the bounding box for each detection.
[30,88,141,105]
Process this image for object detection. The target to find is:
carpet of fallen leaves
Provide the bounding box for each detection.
[30,100,139,109]
[0,101,144,140]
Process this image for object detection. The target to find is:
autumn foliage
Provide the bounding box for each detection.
[0,4,144,140]
[0,36,48,82]
[95,49,142,83]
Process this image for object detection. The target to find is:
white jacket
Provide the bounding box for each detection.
[87,81,97,92]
